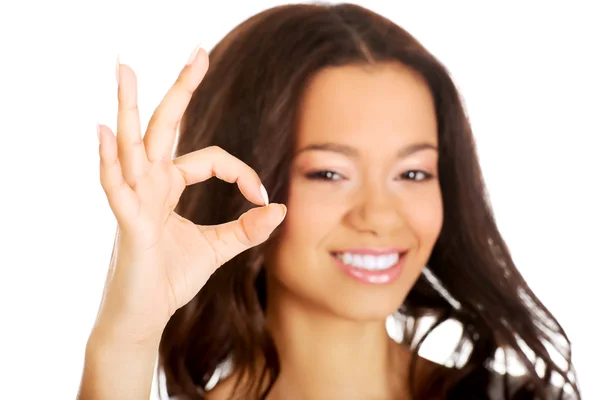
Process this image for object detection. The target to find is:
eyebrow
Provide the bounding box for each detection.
[295,142,438,159]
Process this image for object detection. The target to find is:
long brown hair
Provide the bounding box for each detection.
[159,3,579,399]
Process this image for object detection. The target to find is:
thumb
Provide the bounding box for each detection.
[203,204,287,267]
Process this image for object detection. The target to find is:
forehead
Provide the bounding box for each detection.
[296,63,438,150]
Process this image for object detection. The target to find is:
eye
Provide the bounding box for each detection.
[305,170,345,181]
[399,170,433,182]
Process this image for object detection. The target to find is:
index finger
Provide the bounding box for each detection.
[144,46,209,161]
[173,146,269,207]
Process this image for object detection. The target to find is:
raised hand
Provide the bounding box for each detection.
[94,47,286,344]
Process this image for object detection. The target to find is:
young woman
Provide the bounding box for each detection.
[79,3,580,399]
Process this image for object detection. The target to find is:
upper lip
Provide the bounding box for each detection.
[330,248,407,255]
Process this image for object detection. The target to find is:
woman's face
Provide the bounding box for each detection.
[267,63,443,320]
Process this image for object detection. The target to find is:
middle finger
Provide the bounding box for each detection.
[116,61,148,186]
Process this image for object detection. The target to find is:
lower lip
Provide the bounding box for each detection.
[331,253,407,285]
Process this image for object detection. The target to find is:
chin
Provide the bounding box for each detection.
[324,285,411,323]
[321,252,423,322]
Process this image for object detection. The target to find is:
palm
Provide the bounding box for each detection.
[161,212,217,314]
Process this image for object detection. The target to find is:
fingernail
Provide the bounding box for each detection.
[279,204,287,222]
[115,54,120,85]
[259,184,269,206]
[186,45,201,65]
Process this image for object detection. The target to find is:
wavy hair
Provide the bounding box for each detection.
[159,3,579,399]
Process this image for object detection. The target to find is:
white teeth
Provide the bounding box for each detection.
[364,255,377,269]
[377,256,390,269]
[342,252,353,265]
[337,252,400,270]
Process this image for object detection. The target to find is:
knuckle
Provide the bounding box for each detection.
[149,112,178,134]
[174,76,196,97]
[100,183,118,204]
[129,138,145,150]
[203,229,226,266]
[99,171,120,196]
[175,162,190,182]
[162,119,179,134]
[99,154,118,172]
[205,145,225,155]
[236,216,255,247]
[120,102,139,114]
[99,175,110,192]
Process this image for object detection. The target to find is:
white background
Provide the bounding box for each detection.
[0,1,598,398]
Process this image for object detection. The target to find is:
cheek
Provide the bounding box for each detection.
[283,179,346,238]
[404,185,443,245]
[275,180,342,259]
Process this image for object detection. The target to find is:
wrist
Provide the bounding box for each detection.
[85,324,161,373]
[88,317,164,353]
[80,324,160,400]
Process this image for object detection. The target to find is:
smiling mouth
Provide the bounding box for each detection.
[330,251,407,271]
[330,250,408,284]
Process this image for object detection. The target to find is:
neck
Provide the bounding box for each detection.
[265,282,411,400]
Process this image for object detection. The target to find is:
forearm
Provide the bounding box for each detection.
[78,329,160,400]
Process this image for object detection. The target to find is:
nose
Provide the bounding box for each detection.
[344,181,404,237]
